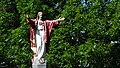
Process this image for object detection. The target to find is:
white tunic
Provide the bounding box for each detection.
[35,20,46,61]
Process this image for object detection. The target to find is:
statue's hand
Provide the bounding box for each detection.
[25,14,29,18]
[58,17,65,21]
[60,18,65,21]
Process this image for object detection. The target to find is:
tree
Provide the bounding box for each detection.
[0,0,120,68]
[47,0,120,68]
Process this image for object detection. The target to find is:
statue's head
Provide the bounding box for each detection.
[37,12,43,20]
[37,12,44,29]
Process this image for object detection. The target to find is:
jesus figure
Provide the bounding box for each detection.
[26,12,65,64]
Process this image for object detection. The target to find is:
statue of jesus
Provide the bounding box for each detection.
[25,12,65,64]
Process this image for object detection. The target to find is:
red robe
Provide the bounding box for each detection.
[26,18,59,51]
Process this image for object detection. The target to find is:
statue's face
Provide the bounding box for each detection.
[38,12,43,20]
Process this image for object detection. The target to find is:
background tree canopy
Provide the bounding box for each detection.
[0,0,120,68]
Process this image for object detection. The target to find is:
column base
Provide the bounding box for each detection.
[32,59,47,68]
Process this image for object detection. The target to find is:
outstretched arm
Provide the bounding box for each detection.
[46,17,65,24]
[49,17,65,25]
[51,17,65,25]
[25,14,36,24]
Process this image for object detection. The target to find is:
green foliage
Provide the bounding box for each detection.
[47,0,120,68]
[0,0,120,68]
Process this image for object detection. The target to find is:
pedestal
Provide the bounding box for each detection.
[32,58,47,68]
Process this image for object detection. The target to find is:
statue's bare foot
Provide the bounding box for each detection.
[39,58,45,64]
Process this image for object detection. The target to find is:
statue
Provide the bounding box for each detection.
[25,12,65,64]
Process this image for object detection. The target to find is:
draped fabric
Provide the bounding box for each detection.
[26,18,59,54]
